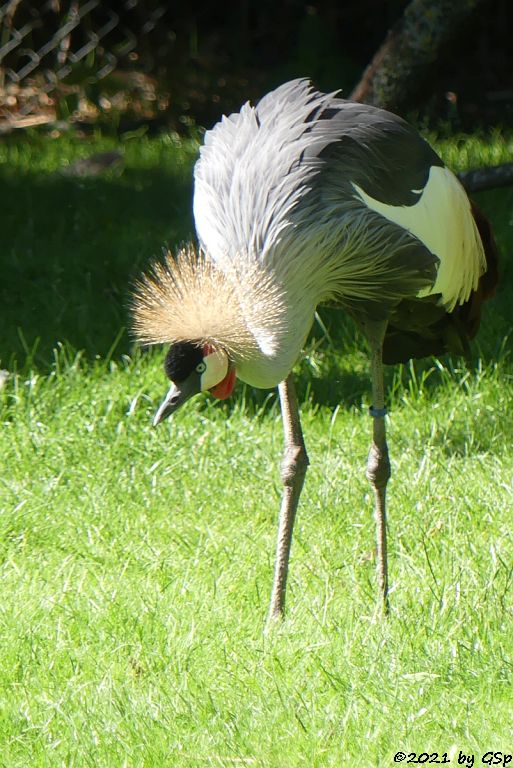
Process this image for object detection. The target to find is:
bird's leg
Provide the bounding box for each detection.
[361,319,391,615]
[268,374,309,621]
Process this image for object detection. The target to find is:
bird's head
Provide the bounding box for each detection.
[153,341,236,425]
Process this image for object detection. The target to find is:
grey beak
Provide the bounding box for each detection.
[153,379,200,426]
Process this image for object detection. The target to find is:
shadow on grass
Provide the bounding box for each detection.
[0,164,194,368]
[1,152,512,416]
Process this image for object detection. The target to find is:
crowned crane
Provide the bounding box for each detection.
[131,79,498,619]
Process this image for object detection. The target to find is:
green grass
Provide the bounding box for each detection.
[1,128,513,766]
[0,130,198,365]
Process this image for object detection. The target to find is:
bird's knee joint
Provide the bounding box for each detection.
[281,443,309,486]
[366,443,391,489]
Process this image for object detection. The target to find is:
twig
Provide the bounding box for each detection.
[458,163,513,193]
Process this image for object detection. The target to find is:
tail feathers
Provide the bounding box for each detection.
[383,202,499,365]
[455,201,499,338]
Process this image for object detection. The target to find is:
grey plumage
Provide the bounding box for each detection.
[132,79,496,619]
[193,79,484,388]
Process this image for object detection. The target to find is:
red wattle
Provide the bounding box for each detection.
[210,367,236,400]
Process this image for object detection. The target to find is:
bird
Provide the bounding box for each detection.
[131,79,498,620]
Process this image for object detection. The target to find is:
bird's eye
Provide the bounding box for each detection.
[196,362,206,374]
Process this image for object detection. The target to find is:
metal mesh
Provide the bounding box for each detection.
[0,0,168,128]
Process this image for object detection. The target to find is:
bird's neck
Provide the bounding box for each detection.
[232,283,317,389]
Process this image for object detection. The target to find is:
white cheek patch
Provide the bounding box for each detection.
[200,349,229,391]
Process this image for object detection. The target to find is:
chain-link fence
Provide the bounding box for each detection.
[3,1,512,134]
[0,0,170,130]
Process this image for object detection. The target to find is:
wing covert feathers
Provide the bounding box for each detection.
[383,202,499,364]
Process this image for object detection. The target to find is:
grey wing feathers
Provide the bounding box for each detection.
[197,78,444,214]
[193,79,446,300]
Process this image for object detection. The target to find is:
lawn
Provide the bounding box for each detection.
[1,127,513,767]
